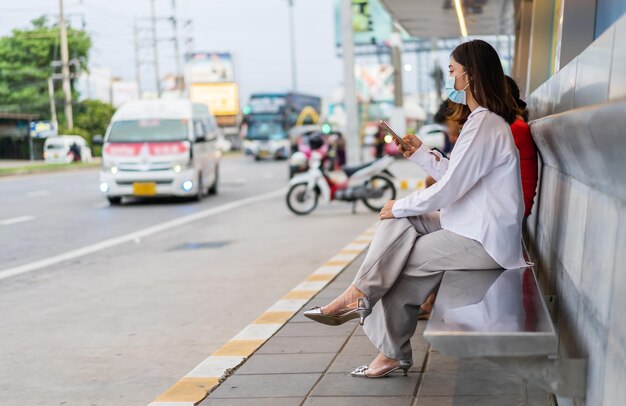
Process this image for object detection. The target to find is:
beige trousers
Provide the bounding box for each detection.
[353,212,500,361]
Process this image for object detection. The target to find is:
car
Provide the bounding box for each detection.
[417,124,447,150]
[44,135,93,164]
[98,99,220,205]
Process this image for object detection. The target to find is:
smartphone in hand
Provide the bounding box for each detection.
[379,121,411,151]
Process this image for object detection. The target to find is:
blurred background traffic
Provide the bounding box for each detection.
[0,0,515,187]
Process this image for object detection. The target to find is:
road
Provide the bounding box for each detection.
[0,155,413,405]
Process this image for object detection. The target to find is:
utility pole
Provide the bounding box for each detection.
[48,77,58,126]
[150,0,162,97]
[287,0,298,91]
[133,22,143,98]
[170,0,182,89]
[59,0,73,129]
[341,0,360,164]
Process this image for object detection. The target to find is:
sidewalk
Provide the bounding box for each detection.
[200,252,552,406]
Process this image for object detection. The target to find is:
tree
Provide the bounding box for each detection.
[0,16,91,123]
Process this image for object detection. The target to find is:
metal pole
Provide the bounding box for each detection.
[389,29,406,137]
[150,0,162,97]
[133,22,143,99]
[48,77,58,125]
[341,0,359,164]
[171,0,182,90]
[59,0,73,129]
[391,32,403,108]
[287,0,298,91]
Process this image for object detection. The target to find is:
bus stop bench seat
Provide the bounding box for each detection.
[423,268,586,398]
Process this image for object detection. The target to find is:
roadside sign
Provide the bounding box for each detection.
[189,83,239,116]
[30,121,58,138]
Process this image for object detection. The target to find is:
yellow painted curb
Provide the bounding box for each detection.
[149,222,378,404]
[325,260,350,266]
[253,311,294,325]
[283,290,318,300]
[307,274,335,282]
[154,377,220,403]
[212,339,265,357]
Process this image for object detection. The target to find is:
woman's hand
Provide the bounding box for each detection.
[394,134,422,159]
[380,200,396,220]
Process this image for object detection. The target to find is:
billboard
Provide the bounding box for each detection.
[335,0,393,47]
[30,121,57,139]
[185,52,234,83]
[189,83,239,116]
[355,64,394,102]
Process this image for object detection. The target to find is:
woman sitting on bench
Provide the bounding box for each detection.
[304,39,529,378]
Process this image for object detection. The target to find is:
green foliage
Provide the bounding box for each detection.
[59,100,115,156]
[0,15,91,122]
[74,99,115,139]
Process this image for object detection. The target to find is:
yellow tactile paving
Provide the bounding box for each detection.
[253,311,294,325]
[283,290,318,300]
[212,339,265,357]
[154,377,220,402]
[353,240,371,244]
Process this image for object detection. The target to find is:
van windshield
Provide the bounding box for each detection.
[246,121,286,140]
[107,119,189,142]
[46,142,65,150]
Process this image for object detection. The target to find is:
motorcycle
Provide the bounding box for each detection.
[286,151,397,215]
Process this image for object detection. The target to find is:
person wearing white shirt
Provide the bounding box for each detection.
[304,39,527,378]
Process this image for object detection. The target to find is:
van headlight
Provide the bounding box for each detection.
[182,180,193,191]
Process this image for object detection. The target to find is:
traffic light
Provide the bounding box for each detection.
[321,123,332,134]
[242,105,251,115]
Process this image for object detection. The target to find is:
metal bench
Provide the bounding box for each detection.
[423,266,586,398]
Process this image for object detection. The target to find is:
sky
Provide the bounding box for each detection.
[0,0,345,103]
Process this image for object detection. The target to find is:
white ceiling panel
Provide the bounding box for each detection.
[380,0,514,38]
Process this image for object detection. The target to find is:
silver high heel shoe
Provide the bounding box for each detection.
[351,359,413,378]
[303,297,371,326]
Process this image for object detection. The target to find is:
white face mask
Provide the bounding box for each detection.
[445,71,470,105]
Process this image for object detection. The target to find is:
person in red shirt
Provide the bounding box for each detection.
[506,76,538,218]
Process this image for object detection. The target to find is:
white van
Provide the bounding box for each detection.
[44,135,92,164]
[99,99,220,205]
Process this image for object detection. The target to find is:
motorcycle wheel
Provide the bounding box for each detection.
[362,175,396,212]
[286,182,319,215]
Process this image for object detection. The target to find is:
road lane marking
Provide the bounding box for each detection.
[0,216,35,226]
[0,189,285,282]
[27,190,50,198]
[148,222,379,405]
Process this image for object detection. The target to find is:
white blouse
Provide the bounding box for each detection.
[392,106,528,269]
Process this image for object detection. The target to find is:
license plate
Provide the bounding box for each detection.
[259,150,269,158]
[132,182,157,196]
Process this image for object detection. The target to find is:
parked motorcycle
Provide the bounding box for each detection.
[286,151,397,215]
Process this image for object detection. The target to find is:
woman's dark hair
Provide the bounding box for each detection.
[433,100,451,124]
[505,75,529,122]
[448,39,517,125]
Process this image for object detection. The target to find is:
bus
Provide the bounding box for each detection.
[241,92,321,160]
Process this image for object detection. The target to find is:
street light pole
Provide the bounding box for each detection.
[59,0,73,129]
[133,22,143,99]
[287,0,298,91]
[341,0,360,165]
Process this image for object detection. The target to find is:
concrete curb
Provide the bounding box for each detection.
[147,222,378,405]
